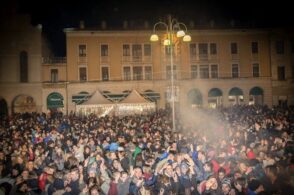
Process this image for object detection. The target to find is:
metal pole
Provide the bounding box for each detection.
[168,16,176,132]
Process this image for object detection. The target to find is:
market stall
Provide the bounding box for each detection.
[116,89,156,116]
[76,90,115,116]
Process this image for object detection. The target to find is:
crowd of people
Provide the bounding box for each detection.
[0,105,293,195]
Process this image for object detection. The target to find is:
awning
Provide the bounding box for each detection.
[142,91,160,102]
[229,87,243,96]
[47,92,64,108]
[72,91,90,104]
[208,88,223,97]
[250,87,263,96]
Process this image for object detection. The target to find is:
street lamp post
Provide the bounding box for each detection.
[150,16,191,131]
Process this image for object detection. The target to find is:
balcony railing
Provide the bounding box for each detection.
[42,57,67,64]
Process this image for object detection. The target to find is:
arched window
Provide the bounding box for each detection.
[249,86,264,105]
[20,51,28,82]
[208,88,223,108]
[187,88,203,107]
[228,87,244,105]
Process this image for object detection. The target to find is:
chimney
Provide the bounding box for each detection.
[123,20,128,29]
[101,21,107,29]
[79,20,85,29]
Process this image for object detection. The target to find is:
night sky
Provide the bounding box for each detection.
[13,0,293,56]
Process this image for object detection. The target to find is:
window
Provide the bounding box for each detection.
[51,69,58,82]
[199,65,209,79]
[144,44,151,56]
[191,65,198,79]
[210,64,218,78]
[277,66,285,80]
[231,42,238,54]
[101,67,109,81]
[123,44,130,56]
[79,67,87,81]
[232,64,239,78]
[165,45,172,56]
[253,63,260,77]
[199,43,208,55]
[251,42,258,54]
[101,44,108,56]
[190,43,197,57]
[166,65,177,79]
[79,44,86,57]
[123,66,131,80]
[133,66,143,80]
[20,51,28,82]
[145,66,152,80]
[275,41,284,54]
[132,44,142,60]
[210,43,217,55]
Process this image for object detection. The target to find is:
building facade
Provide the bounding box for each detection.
[42,27,289,115]
[0,9,43,117]
[1,15,294,116]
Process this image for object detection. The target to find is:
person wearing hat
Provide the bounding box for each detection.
[221,178,235,195]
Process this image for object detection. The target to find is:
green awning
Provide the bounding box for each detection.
[103,94,126,102]
[229,87,243,96]
[72,92,90,104]
[188,89,203,105]
[142,92,160,102]
[47,92,64,108]
[250,87,263,96]
[208,88,223,97]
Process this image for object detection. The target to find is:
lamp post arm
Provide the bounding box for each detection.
[152,21,168,33]
[177,22,189,32]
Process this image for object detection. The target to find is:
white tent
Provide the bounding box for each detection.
[76,91,115,116]
[116,89,156,116]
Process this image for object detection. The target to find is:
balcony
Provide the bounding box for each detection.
[42,57,67,64]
